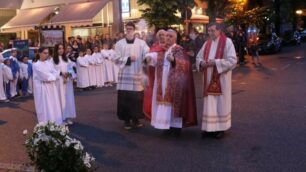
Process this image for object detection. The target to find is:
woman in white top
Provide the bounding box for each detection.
[33,47,62,125]
[52,44,76,125]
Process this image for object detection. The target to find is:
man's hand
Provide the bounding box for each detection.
[200,61,208,68]
[207,59,216,67]
[145,56,152,64]
[167,54,175,62]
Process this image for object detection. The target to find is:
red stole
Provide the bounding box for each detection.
[202,33,227,97]
[143,43,165,120]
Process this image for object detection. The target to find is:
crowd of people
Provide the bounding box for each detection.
[1,21,238,139]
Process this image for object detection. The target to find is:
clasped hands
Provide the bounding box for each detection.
[200,59,216,68]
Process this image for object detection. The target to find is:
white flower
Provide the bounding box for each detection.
[83,152,95,168]
[23,129,28,135]
[49,126,55,131]
[73,140,84,150]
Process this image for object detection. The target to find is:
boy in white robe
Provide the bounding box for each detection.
[85,48,97,89]
[110,44,119,84]
[3,59,13,100]
[92,46,105,87]
[0,58,11,102]
[19,56,31,96]
[101,43,114,87]
[76,48,90,89]
[8,49,20,98]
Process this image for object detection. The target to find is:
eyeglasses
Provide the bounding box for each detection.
[126,27,134,31]
[42,52,49,55]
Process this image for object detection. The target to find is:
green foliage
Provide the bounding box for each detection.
[137,0,195,28]
[226,6,272,27]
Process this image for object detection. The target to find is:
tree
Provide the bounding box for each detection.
[225,0,272,29]
[205,0,231,22]
[137,0,195,29]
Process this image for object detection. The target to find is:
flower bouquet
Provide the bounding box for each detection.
[25,122,95,172]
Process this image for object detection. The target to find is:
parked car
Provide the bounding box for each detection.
[282,30,301,45]
[1,47,38,60]
[300,29,306,41]
[257,33,282,54]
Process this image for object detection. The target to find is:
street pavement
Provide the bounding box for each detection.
[0,43,306,172]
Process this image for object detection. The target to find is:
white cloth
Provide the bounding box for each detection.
[101,49,114,83]
[9,56,19,97]
[109,49,119,83]
[33,60,63,125]
[92,52,105,87]
[0,64,7,100]
[196,37,237,132]
[52,57,76,120]
[19,63,29,80]
[114,38,149,91]
[148,44,183,129]
[86,54,97,86]
[76,56,90,88]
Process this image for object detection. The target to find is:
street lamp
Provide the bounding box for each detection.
[296,10,303,15]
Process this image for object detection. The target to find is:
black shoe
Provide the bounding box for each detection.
[213,131,225,139]
[201,131,209,138]
[132,119,143,128]
[172,128,181,137]
[124,121,132,130]
[161,129,172,136]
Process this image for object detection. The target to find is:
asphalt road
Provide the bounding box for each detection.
[0,43,306,172]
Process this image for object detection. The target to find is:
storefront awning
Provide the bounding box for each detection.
[1,6,56,33]
[50,0,108,27]
[185,14,209,24]
[0,0,22,9]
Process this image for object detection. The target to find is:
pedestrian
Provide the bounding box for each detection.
[33,47,63,125]
[180,34,195,64]
[237,29,247,65]
[196,22,237,139]
[114,22,149,130]
[52,44,76,125]
[145,29,197,136]
[76,48,90,90]
[248,36,261,67]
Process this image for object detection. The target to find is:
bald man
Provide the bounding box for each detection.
[145,29,197,136]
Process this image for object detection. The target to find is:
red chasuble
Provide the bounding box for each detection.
[202,33,227,97]
[143,43,165,120]
[155,45,197,127]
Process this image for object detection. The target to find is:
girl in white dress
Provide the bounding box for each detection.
[52,44,76,125]
[33,47,63,125]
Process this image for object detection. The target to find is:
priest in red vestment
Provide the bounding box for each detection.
[143,29,166,120]
[145,29,197,136]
